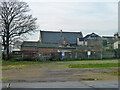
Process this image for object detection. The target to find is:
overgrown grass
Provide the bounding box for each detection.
[63,58,119,61]
[2,59,119,66]
[2,60,53,66]
[60,58,118,62]
[69,63,119,68]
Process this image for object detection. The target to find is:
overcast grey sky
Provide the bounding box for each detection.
[23,0,118,41]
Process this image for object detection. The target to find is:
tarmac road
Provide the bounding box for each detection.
[2,80,118,88]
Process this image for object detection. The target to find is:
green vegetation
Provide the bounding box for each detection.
[2,60,52,66]
[2,59,118,66]
[2,59,119,69]
[69,63,118,68]
[102,40,107,47]
[63,58,119,61]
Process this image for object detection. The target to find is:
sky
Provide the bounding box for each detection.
[23,0,118,41]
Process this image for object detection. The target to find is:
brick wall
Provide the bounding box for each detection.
[87,40,102,48]
[21,47,37,51]
[38,48,58,53]
[21,46,58,53]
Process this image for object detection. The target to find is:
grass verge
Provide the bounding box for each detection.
[2,60,53,66]
[2,59,119,65]
[69,63,119,68]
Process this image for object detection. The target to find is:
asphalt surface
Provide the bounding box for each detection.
[2,80,118,88]
[2,60,119,89]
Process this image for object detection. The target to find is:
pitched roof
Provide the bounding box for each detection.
[102,36,114,38]
[21,41,38,47]
[84,33,101,40]
[79,38,85,41]
[21,41,75,49]
[102,36,116,44]
[41,31,83,44]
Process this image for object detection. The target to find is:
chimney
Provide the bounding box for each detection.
[39,30,42,43]
[60,30,62,38]
[114,33,119,39]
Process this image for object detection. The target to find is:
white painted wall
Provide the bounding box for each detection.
[114,41,120,49]
[77,38,87,46]
[58,49,71,52]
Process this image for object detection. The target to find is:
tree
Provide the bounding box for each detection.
[0,0,37,60]
[102,40,107,47]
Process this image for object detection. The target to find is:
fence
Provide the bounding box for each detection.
[0,44,2,60]
[9,50,119,61]
[10,52,62,61]
[63,51,116,60]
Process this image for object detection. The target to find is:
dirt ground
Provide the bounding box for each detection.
[2,60,119,83]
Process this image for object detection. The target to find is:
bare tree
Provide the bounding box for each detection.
[0,0,37,60]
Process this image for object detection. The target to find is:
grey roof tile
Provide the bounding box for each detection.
[41,31,83,44]
[21,41,75,49]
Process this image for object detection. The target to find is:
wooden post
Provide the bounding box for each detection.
[22,53,24,61]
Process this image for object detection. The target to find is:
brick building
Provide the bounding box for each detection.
[0,40,2,60]
[20,31,119,60]
[21,31,105,53]
[102,33,120,49]
[77,33,102,48]
[21,30,83,53]
[114,41,120,49]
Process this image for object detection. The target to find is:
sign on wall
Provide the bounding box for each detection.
[62,52,65,56]
[87,51,91,56]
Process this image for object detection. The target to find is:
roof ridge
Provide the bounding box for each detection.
[23,41,38,43]
[41,30,82,33]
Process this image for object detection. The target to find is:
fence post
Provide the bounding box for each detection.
[75,52,77,59]
[101,50,103,59]
[0,45,2,60]
[22,53,24,61]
